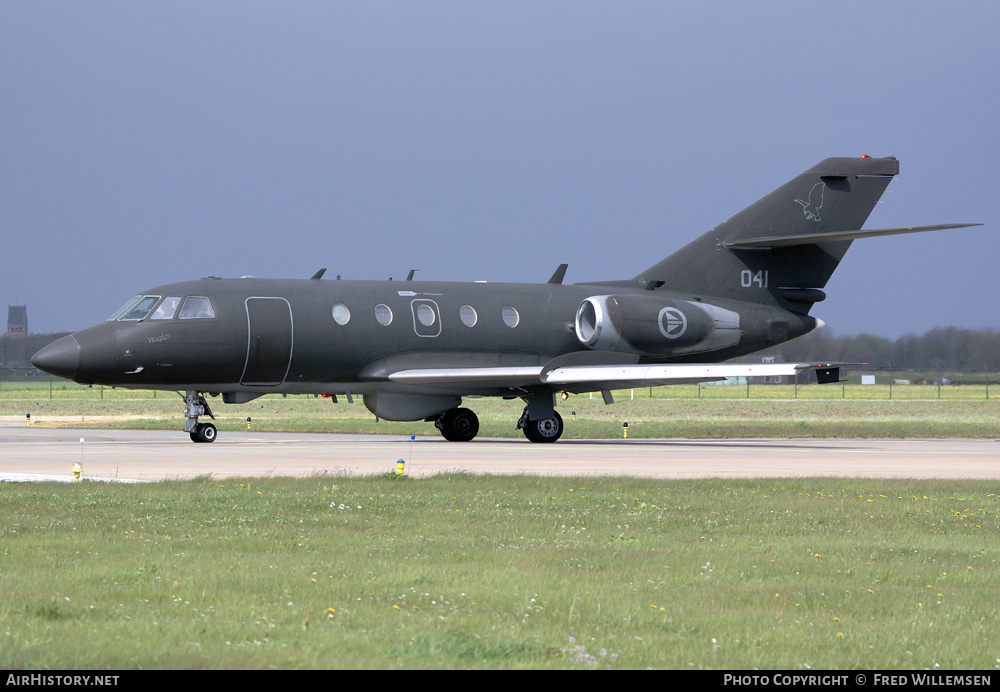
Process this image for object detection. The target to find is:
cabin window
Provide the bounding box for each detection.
[459,305,477,327]
[375,304,393,326]
[332,303,351,325]
[150,296,182,320]
[415,303,436,327]
[118,295,161,321]
[501,306,519,328]
[178,296,216,319]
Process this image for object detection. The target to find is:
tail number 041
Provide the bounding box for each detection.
[740,270,769,288]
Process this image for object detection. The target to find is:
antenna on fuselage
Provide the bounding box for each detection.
[547,264,568,284]
[406,269,418,281]
[310,268,327,280]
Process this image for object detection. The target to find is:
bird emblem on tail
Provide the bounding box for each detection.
[794,181,825,221]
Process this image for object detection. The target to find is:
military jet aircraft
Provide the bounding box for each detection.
[31,156,978,443]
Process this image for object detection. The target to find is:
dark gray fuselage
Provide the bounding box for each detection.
[65,277,811,397]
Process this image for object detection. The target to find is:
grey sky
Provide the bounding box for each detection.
[2,1,996,338]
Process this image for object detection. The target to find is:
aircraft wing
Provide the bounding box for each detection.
[388,362,848,392]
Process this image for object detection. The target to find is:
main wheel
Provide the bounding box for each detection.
[522,411,563,443]
[194,422,217,443]
[439,408,479,442]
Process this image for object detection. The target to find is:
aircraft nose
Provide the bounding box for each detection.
[31,335,81,380]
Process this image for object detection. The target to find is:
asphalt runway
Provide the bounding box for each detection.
[1,421,997,482]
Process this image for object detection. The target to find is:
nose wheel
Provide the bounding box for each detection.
[190,422,217,443]
[182,391,217,443]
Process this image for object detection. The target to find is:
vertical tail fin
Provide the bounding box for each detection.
[636,156,899,311]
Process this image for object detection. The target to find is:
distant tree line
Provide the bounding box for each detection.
[757,327,1000,371]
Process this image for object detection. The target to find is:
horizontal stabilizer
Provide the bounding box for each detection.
[725,223,982,249]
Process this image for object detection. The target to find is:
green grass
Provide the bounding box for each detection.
[3,383,999,439]
[1,476,998,669]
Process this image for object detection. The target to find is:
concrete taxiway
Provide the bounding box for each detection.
[1,422,997,482]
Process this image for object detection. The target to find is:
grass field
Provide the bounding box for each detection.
[3,381,998,669]
[2,475,997,669]
[2,381,999,439]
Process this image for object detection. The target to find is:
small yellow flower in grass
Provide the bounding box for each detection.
[311,578,317,583]
[968,565,974,571]
[926,584,932,589]
[327,608,335,615]
[650,604,657,610]
[393,604,400,610]
[867,589,874,595]
[833,617,840,622]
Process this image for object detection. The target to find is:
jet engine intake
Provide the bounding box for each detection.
[574,295,741,357]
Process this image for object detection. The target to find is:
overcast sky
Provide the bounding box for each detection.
[2,1,997,338]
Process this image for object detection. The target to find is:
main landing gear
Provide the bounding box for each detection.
[435,407,480,442]
[517,408,564,443]
[433,393,565,443]
[182,391,217,443]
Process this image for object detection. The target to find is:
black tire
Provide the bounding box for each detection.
[196,423,217,443]
[439,408,479,442]
[522,411,563,443]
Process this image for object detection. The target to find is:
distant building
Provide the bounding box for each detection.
[751,355,789,384]
[7,305,27,338]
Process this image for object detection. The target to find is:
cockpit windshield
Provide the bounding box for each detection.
[150,297,182,320]
[107,295,142,321]
[107,294,216,322]
[117,295,161,321]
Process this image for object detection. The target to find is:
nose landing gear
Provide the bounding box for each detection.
[182,391,217,443]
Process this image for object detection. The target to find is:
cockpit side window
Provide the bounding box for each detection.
[150,296,182,320]
[178,296,216,319]
[118,295,161,321]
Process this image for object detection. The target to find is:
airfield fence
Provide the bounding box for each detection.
[0,369,996,401]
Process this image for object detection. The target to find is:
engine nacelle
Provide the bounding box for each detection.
[574,295,741,356]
